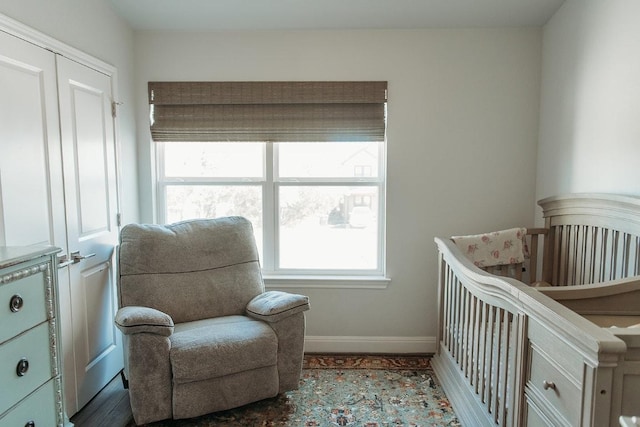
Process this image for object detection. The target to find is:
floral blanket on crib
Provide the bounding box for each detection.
[452,227,528,267]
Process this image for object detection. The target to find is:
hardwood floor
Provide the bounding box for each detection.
[70,374,133,427]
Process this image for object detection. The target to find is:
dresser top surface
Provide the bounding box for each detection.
[0,246,61,269]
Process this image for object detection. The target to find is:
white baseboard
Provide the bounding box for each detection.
[304,336,436,354]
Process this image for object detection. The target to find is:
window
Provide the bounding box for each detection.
[151,81,387,278]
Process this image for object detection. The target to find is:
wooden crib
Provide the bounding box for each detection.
[432,193,640,427]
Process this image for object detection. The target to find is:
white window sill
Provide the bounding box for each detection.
[263,274,391,289]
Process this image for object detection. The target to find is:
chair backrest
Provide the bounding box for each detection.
[118,216,264,324]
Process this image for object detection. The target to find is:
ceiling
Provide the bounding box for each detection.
[108,0,566,32]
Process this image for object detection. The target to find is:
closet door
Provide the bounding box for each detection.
[56,56,122,412]
[0,31,66,249]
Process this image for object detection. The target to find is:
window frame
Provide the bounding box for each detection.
[156,140,387,280]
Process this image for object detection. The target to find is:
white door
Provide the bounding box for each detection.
[56,56,123,413]
[0,31,66,249]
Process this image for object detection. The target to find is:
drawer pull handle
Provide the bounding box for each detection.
[10,294,24,312]
[542,380,556,390]
[25,421,35,427]
[16,358,29,377]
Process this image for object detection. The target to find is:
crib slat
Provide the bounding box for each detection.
[571,224,580,284]
[578,225,587,284]
[543,225,556,284]
[456,285,463,363]
[445,269,451,349]
[610,230,619,281]
[490,307,502,421]
[585,226,596,284]
[477,301,487,396]
[448,266,455,350]
[449,275,456,356]
[484,306,495,405]
[553,227,567,285]
[592,225,599,283]
[632,236,640,276]
[595,227,606,283]
[529,233,538,283]
[578,225,588,284]
[564,224,572,284]
[449,271,456,350]
[581,225,590,283]
[458,287,463,363]
[622,232,631,278]
[555,225,565,285]
[471,296,480,388]
[507,313,527,426]
[461,288,470,376]
[574,225,582,284]
[444,270,451,349]
[441,264,448,349]
[497,310,509,425]
[453,277,460,360]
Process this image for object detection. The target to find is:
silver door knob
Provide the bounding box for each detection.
[58,254,74,268]
[71,251,96,264]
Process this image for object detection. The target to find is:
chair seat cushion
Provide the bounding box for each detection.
[169,315,277,385]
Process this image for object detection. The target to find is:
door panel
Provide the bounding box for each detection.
[72,84,110,235]
[77,262,119,400]
[0,30,66,248]
[57,56,122,412]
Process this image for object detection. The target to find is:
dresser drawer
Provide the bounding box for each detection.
[526,317,583,426]
[525,394,558,427]
[0,264,49,344]
[527,344,581,425]
[0,322,54,415]
[0,379,58,427]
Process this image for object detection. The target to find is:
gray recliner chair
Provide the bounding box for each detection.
[114,216,310,425]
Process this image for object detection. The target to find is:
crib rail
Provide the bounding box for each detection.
[435,237,528,426]
[539,194,640,286]
[433,235,628,427]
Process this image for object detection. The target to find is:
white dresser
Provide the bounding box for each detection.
[0,247,71,427]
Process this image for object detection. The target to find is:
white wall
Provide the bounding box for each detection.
[135,29,542,352]
[537,0,640,207]
[0,0,140,224]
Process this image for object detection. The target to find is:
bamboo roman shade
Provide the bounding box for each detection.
[148,81,387,142]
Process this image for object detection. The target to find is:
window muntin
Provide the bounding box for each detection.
[157,141,385,276]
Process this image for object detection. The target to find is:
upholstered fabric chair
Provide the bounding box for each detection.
[114,217,310,425]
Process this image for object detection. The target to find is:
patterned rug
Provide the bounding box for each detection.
[132,354,460,426]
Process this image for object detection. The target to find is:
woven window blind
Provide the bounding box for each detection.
[148,81,387,142]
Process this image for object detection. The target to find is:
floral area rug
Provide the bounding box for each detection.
[132,354,460,427]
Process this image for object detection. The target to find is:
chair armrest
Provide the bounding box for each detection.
[115,306,174,336]
[246,291,310,323]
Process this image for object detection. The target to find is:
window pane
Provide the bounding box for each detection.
[165,185,263,258]
[164,142,264,178]
[278,142,380,178]
[279,186,378,270]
